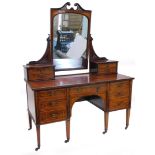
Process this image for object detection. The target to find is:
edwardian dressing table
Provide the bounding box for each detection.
[24,2,134,151]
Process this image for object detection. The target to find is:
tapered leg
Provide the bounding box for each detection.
[125,108,131,129]
[103,112,109,134]
[28,112,32,130]
[65,119,70,143]
[35,125,40,151]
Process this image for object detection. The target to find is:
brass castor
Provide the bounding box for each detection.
[103,129,107,134]
[125,125,129,130]
[64,139,70,143]
[35,147,40,151]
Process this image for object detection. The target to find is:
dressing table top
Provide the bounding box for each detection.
[28,73,134,90]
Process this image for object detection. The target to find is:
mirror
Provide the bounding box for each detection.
[53,13,88,71]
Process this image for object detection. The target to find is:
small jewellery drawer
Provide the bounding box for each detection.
[39,110,67,124]
[37,88,67,101]
[98,62,117,74]
[24,65,55,81]
[39,99,66,111]
[70,84,106,97]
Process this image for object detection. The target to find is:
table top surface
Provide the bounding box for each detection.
[27,73,134,90]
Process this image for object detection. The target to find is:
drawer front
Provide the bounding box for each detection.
[109,81,129,98]
[39,99,66,111]
[39,110,67,124]
[28,66,54,81]
[98,63,117,74]
[109,98,129,111]
[37,88,67,101]
[109,81,130,111]
[70,84,106,97]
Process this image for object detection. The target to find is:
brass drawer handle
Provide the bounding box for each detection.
[115,82,127,88]
[47,90,65,96]
[105,65,109,72]
[48,101,57,106]
[50,113,57,118]
[96,87,99,93]
[117,102,122,106]
[116,92,125,97]
[116,84,122,88]
[47,91,55,96]
[116,92,122,96]
[76,88,80,93]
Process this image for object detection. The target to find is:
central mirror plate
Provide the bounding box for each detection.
[53,13,88,71]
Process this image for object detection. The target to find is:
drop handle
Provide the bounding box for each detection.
[47,91,56,96]
[116,83,123,88]
[116,92,124,97]
[117,92,121,96]
[48,101,56,106]
[50,113,57,118]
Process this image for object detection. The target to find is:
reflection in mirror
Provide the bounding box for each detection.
[53,13,88,61]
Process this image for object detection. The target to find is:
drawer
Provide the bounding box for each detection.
[109,81,129,99]
[109,98,130,111]
[98,63,117,74]
[108,80,130,111]
[26,65,55,81]
[39,110,67,124]
[37,88,67,101]
[70,84,106,97]
[39,99,66,111]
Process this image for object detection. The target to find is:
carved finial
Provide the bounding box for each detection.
[59,2,85,11]
[60,2,71,10]
[74,3,85,11]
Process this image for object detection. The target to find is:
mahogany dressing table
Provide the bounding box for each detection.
[24,2,134,151]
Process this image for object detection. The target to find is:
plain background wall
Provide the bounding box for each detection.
[0,0,155,154]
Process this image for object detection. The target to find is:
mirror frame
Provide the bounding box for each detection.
[50,2,91,71]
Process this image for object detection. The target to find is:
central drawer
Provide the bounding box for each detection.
[70,84,106,97]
